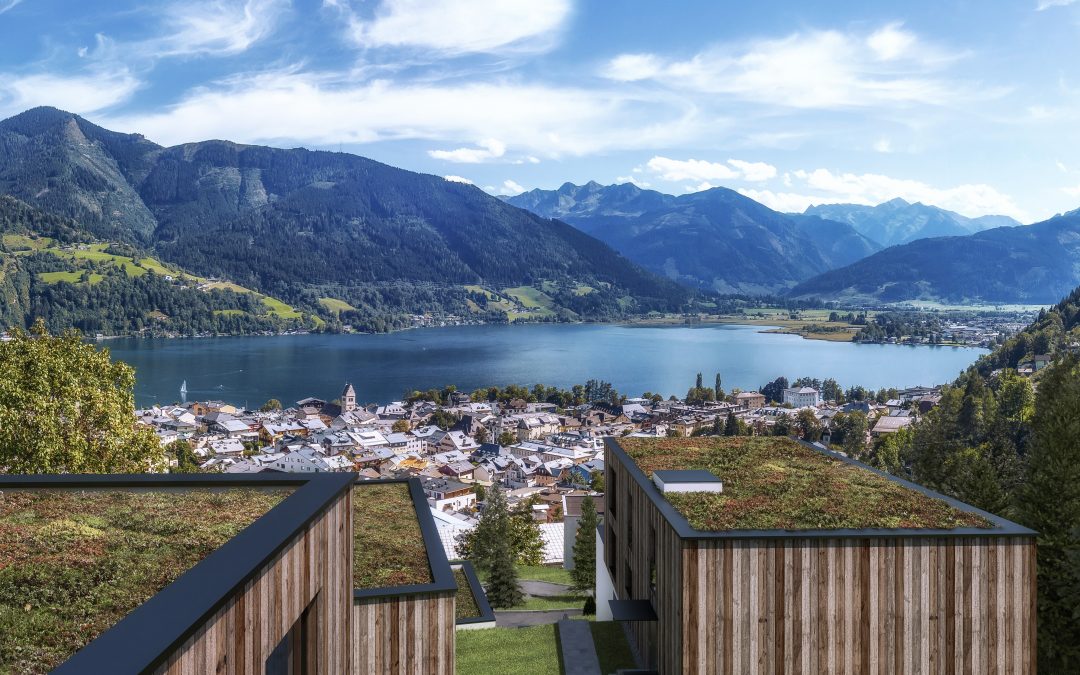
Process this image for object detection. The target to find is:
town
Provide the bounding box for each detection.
[135,376,960,563]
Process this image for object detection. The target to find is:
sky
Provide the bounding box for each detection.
[2,1,1080,223]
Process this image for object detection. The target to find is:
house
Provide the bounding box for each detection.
[209,437,246,456]
[421,477,477,512]
[871,414,916,437]
[781,386,821,407]
[436,430,479,454]
[439,460,476,481]
[515,414,561,441]
[385,431,422,454]
[735,391,766,410]
[598,436,1036,673]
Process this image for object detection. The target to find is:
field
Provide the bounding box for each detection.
[37,271,103,285]
[318,297,357,314]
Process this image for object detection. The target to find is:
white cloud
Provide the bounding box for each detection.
[443,175,473,184]
[343,0,571,55]
[428,138,506,163]
[873,138,893,153]
[141,0,288,58]
[727,158,777,182]
[1037,0,1077,10]
[643,156,777,184]
[0,0,24,15]
[1063,184,1080,197]
[601,25,980,109]
[866,23,916,61]
[737,188,820,213]
[603,53,664,82]
[100,69,703,157]
[787,167,1027,219]
[484,179,525,196]
[0,69,139,118]
[615,175,651,188]
[1057,161,1070,173]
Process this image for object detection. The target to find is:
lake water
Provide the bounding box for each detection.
[105,324,986,408]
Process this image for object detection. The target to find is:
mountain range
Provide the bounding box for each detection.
[804,199,1021,248]
[0,107,695,333]
[508,181,880,294]
[789,209,1080,304]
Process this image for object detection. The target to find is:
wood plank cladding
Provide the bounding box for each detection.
[352,591,456,675]
[681,536,1035,675]
[605,445,1037,675]
[151,489,353,675]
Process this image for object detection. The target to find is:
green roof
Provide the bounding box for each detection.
[619,437,992,531]
[0,488,288,674]
[352,483,433,589]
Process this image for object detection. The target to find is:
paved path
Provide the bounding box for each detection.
[519,580,573,597]
[558,618,602,675]
[494,609,582,628]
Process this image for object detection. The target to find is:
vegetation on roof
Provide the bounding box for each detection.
[453,568,482,620]
[352,483,433,589]
[0,488,288,675]
[619,437,993,531]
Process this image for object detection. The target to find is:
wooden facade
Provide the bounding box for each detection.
[604,442,1037,675]
[352,591,456,675]
[152,488,354,674]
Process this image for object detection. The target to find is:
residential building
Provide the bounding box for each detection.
[782,386,821,407]
[735,391,766,410]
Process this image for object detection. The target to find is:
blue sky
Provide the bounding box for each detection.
[2,0,1080,222]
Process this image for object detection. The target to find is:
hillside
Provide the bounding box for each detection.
[0,196,313,335]
[804,198,1020,248]
[508,182,877,294]
[789,210,1080,304]
[0,108,695,330]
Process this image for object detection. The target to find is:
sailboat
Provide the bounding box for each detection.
[180,380,188,396]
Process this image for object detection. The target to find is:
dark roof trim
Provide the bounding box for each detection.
[605,437,1037,540]
[352,477,458,600]
[610,599,658,622]
[0,472,359,675]
[450,560,496,626]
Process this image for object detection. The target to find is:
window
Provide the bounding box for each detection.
[607,467,616,519]
[624,560,632,598]
[649,526,657,600]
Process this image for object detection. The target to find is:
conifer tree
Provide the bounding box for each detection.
[724,411,739,436]
[1017,355,1080,671]
[714,372,723,400]
[486,538,523,609]
[570,496,598,594]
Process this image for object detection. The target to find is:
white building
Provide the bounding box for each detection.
[782,387,821,408]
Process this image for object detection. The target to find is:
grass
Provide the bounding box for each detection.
[212,309,247,316]
[0,488,289,675]
[352,483,432,589]
[512,594,584,611]
[261,296,302,320]
[456,624,562,675]
[590,621,638,674]
[317,297,356,314]
[37,271,103,285]
[2,234,53,252]
[503,286,558,320]
[476,564,573,586]
[619,437,993,531]
[454,568,482,620]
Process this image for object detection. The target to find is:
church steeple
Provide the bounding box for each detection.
[342,383,357,412]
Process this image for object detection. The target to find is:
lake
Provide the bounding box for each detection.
[104,324,987,408]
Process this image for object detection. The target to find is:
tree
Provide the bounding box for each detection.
[1016,355,1080,671]
[570,496,598,594]
[724,411,739,436]
[842,411,868,460]
[391,419,411,433]
[0,320,163,473]
[796,408,822,442]
[486,538,523,609]
[260,398,282,412]
[714,372,724,400]
[509,497,545,566]
[497,431,517,446]
[761,376,789,404]
[696,372,703,390]
[590,470,605,492]
[167,439,203,473]
[474,425,490,444]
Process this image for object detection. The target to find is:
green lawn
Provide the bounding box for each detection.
[478,564,573,586]
[590,621,638,673]
[512,594,584,611]
[37,271,103,285]
[317,297,356,314]
[457,625,562,675]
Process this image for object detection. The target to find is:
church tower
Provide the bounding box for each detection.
[342,383,357,413]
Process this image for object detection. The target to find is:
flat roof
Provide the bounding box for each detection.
[608,437,1035,540]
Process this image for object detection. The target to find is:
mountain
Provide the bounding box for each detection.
[508,182,879,295]
[804,198,1021,248]
[0,108,695,331]
[789,210,1080,304]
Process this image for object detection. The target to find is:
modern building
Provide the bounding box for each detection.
[0,473,489,674]
[598,436,1036,674]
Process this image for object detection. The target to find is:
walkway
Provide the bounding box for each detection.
[519,579,573,597]
[558,618,601,675]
